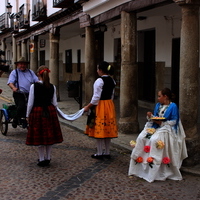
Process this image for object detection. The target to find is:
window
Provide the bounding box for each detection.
[65,49,72,73]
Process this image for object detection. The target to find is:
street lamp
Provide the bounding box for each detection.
[6,2,20,33]
[6,2,13,17]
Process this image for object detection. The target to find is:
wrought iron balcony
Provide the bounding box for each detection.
[32,1,47,21]
[0,13,9,31]
[53,0,75,8]
[74,0,89,4]
[9,13,20,33]
[32,5,47,21]
[18,4,30,29]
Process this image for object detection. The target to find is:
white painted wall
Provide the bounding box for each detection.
[60,36,85,63]
[83,0,131,18]
[103,4,183,67]
[38,33,85,63]
[46,0,60,17]
[104,20,121,62]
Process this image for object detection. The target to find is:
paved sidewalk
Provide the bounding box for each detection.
[0,75,200,176]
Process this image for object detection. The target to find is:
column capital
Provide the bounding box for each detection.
[49,25,60,36]
[79,13,93,28]
[174,0,200,6]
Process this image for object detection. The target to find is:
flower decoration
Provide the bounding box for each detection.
[156,140,165,149]
[144,145,150,153]
[162,157,170,167]
[145,128,156,139]
[147,157,154,168]
[146,128,156,134]
[130,140,136,148]
[135,156,143,165]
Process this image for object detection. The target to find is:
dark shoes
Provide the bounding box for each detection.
[103,154,111,159]
[37,159,51,167]
[44,159,51,165]
[12,118,28,129]
[21,118,28,129]
[12,119,18,128]
[37,160,47,167]
[91,154,111,160]
[91,154,104,160]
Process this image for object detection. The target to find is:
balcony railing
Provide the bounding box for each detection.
[10,14,19,33]
[32,1,47,21]
[53,0,74,8]
[0,13,9,31]
[18,4,30,29]
[74,0,89,4]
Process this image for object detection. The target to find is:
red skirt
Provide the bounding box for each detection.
[85,100,118,139]
[26,105,63,146]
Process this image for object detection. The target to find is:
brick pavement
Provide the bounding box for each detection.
[0,74,200,200]
[0,124,200,200]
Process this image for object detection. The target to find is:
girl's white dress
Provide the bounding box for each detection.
[128,102,188,182]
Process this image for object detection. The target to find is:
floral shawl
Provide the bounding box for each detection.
[152,102,179,131]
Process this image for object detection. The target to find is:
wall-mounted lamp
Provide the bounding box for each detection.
[6,2,13,17]
[6,2,21,19]
[99,24,107,32]
[6,2,21,32]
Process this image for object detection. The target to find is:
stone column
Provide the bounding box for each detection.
[1,38,6,52]
[49,27,60,101]
[84,26,96,104]
[17,41,21,61]
[12,34,17,68]
[1,38,6,61]
[30,36,38,72]
[21,39,27,61]
[155,62,165,102]
[118,11,139,134]
[175,0,200,166]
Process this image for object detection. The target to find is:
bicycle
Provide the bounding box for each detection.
[0,103,28,135]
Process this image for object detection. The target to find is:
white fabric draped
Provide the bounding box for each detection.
[56,107,84,121]
[128,120,188,183]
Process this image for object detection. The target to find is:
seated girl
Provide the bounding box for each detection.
[128,88,188,182]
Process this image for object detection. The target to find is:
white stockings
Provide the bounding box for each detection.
[38,145,52,161]
[96,138,111,155]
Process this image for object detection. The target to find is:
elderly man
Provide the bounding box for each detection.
[7,57,38,128]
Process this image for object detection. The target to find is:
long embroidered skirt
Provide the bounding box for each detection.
[26,105,63,146]
[85,100,118,139]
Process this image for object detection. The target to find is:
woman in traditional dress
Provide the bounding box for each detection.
[26,66,63,167]
[128,88,188,182]
[84,61,118,160]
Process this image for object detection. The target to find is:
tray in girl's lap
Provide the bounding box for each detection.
[150,117,166,121]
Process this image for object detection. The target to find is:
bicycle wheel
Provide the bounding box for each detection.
[0,110,8,135]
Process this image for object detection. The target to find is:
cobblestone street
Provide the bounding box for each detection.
[0,124,199,200]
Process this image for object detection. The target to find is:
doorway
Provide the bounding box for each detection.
[138,29,156,102]
[39,50,45,66]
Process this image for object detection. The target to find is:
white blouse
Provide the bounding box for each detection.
[90,75,115,105]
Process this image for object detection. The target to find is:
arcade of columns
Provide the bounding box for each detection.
[1,0,200,166]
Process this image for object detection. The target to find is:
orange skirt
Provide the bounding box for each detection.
[85,100,118,138]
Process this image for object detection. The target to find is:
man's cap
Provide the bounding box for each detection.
[14,57,30,64]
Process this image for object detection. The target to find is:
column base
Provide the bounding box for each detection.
[183,136,200,166]
[118,118,139,134]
